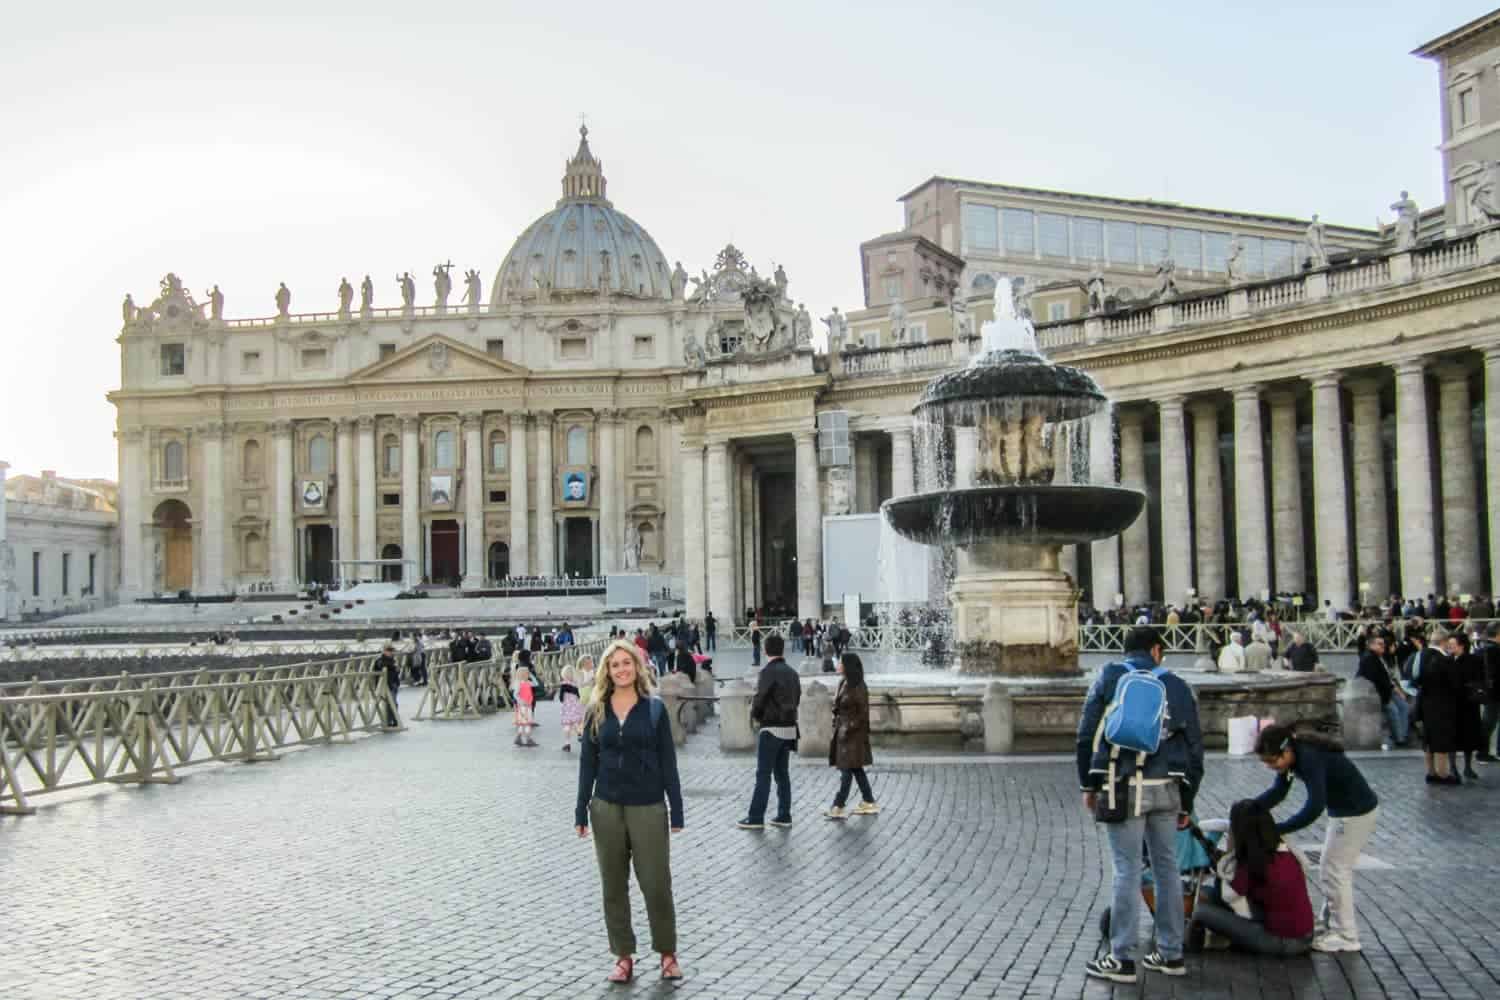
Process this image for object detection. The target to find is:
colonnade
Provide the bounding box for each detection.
[1090,348,1498,610]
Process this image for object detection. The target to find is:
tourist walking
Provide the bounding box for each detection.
[1253,722,1378,952]
[738,632,801,831]
[377,642,402,728]
[825,653,878,820]
[1078,626,1205,985]
[1419,633,1467,784]
[410,632,428,685]
[1356,634,1407,749]
[1479,623,1500,762]
[513,663,538,747]
[575,639,684,983]
[559,659,589,752]
[750,622,762,667]
[704,612,717,651]
[1189,799,1314,956]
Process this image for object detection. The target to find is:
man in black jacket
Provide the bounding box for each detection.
[1356,635,1405,748]
[1478,623,1500,762]
[377,643,401,728]
[738,633,800,830]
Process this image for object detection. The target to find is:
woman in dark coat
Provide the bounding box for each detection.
[1443,632,1486,781]
[1419,634,1464,784]
[825,653,878,820]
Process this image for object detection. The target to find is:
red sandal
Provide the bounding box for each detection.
[661,953,683,980]
[607,956,634,984]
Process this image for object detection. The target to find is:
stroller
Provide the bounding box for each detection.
[1096,819,1223,956]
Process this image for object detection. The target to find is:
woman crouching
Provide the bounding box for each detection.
[574,639,685,983]
[1191,799,1314,955]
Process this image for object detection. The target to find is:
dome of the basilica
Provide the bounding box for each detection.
[491,127,673,305]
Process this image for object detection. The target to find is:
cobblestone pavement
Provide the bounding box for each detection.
[2,698,1498,999]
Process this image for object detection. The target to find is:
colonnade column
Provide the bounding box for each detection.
[334,418,354,587]
[201,422,226,595]
[726,447,742,616]
[1189,399,1225,601]
[1267,390,1304,593]
[118,429,145,601]
[535,412,555,578]
[740,460,755,614]
[794,430,824,621]
[461,413,484,589]
[599,410,619,575]
[1437,363,1480,594]
[1394,360,1437,598]
[1232,386,1270,601]
[399,416,421,588]
[356,416,376,566]
[890,426,914,498]
[272,420,296,591]
[1158,397,1192,607]
[1118,409,1151,605]
[1347,378,1389,601]
[1486,346,1500,597]
[1088,408,1120,607]
[705,441,733,623]
[1311,373,1351,612]
[681,438,706,619]
[508,411,530,577]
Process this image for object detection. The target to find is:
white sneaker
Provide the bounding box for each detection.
[1381,742,1391,751]
[852,801,881,816]
[1312,934,1362,953]
[824,806,847,821]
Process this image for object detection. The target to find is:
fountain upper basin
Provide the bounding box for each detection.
[882,484,1146,548]
[913,349,1106,423]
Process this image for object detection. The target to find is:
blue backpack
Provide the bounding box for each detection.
[1102,665,1171,755]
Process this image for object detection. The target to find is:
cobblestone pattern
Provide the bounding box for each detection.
[1,700,1497,999]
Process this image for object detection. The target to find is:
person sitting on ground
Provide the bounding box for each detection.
[1189,800,1313,956]
[1217,631,1247,673]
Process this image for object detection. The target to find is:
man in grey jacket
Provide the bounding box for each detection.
[738,632,801,831]
[1076,627,1204,985]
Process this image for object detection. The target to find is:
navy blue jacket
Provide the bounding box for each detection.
[1254,740,1378,835]
[576,697,684,829]
[1075,652,1205,812]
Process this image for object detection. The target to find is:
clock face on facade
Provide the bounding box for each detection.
[302,481,324,506]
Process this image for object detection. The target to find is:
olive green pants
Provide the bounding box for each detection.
[589,799,677,956]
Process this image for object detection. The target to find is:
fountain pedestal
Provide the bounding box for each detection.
[952,564,1081,676]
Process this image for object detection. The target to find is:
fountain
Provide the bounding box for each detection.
[882,278,1144,676]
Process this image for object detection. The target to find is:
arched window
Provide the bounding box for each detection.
[307,433,330,475]
[488,541,510,580]
[567,426,588,466]
[434,429,456,468]
[489,430,508,472]
[244,531,266,571]
[634,425,655,468]
[382,435,399,476]
[242,440,263,481]
[162,440,185,481]
[637,522,656,561]
[380,543,403,582]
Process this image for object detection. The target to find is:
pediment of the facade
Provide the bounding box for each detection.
[347,334,529,384]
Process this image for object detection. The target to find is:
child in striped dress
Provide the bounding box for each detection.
[559,657,591,751]
[513,665,538,747]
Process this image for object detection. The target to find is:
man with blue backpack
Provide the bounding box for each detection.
[1076,626,1205,985]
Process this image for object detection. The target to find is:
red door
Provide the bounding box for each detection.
[431,520,461,585]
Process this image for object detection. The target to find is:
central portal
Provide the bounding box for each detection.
[430,519,460,585]
[563,517,594,577]
[304,524,334,585]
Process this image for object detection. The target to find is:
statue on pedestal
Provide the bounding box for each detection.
[670,261,689,301]
[397,272,416,310]
[793,302,813,346]
[360,275,374,315]
[1225,239,1244,284]
[1085,269,1107,313]
[337,278,354,319]
[822,306,848,353]
[888,298,908,343]
[683,331,707,369]
[688,270,712,305]
[623,522,642,571]
[1389,190,1419,251]
[1471,162,1500,222]
[208,285,224,321]
[773,263,789,302]
[122,294,136,325]
[463,269,482,311]
[275,282,291,317]
[1306,214,1329,268]
[1151,256,1178,300]
[951,293,974,336]
[433,261,453,309]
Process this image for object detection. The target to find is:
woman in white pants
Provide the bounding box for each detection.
[1253,722,1379,953]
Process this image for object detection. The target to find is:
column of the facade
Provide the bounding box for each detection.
[1189,398,1225,601]
[1311,373,1351,612]
[356,416,376,566]
[535,412,555,578]
[0,460,9,619]
[1487,347,1500,597]
[461,412,484,588]
[1346,378,1389,601]
[890,426,914,497]
[794,430,823,621]
[1267,389,1305,594]
[750,467,763,611]
[508,411,530,576]
[200,422,226,595]
[665,414,685,582]
[334,418,355,586]
[854,436,876,513]
[272,420,296,591]
[681,437,706,619]
[1158,397,1192,607]
[739,459,755,615]
[705,441,733,623]
[399,416,421,588]
[1118,409,1151,605]
[118,428,146,601]
[598,410,619,575]
[1088,408,1120,607]
[726,447,742,616]
[1394,360,1437,598]
[1231,386,1270,601]
[1437,363,1480,595]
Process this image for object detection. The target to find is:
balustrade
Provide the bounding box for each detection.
[1415,238,1479,277]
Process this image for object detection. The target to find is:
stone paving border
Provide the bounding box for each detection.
[1,701,1496,999]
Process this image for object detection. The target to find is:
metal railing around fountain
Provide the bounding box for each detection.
[0,651,416,816]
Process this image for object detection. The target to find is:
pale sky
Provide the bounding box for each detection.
[0,0,1484,481]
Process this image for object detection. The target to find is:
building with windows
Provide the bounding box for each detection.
[0,465,117,620]
[1415,8,1500,228]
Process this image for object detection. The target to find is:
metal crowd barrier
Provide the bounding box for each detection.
[414,637,609,721]
[1076,617,1499,655]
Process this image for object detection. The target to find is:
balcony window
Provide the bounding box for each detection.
[162,440,185,482]
[1073,218,1103,262]
[1264,239,1295,277]
[433,429,456,469]
[1202,232,1232,272]
[567,426,588,466]
[962,204,998,251]
[1002,208,1034,254]
[1171,228,1202,271]
[1140,225,1169,267]
[160,343,185,376]
[308,433,330,475]
[1038,213,1069,258]
[489,431,508,472]
[1105,221,1137,265]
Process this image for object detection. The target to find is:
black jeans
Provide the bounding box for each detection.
[384,683,401,728]
[1192,897,1311,956]
[747,730,794,823]
[833,768,873,807]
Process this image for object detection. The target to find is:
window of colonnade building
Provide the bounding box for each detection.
[307,433,330,475]
[382,435,399,476]
[635,425,654,468]
[433,429,456,469]
[566,426,588,465]
[161,440,185,482]
[488,430,508,472]
[242,439,262,481]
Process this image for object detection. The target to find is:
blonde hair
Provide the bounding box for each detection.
[585,639,655,737]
